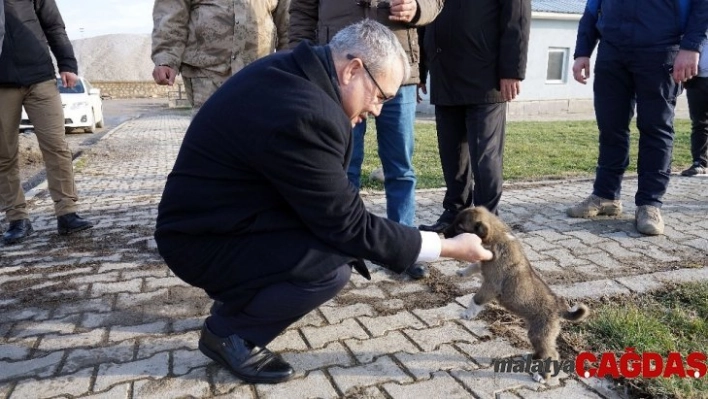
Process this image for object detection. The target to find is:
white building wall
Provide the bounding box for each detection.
[517,15,593,101]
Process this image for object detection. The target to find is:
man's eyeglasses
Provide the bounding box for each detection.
[347,54,395,104]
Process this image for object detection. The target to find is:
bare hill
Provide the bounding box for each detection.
[71,34,154,82]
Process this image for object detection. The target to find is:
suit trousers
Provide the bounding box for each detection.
[592,41,681,207]
[685,76,708,168]
[434,102,507,215]
[0,79,78,221]
[206,263,351,347]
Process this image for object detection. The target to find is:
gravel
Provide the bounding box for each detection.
[72,33,154,82]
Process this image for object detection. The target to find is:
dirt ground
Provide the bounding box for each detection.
[15,98,168,192]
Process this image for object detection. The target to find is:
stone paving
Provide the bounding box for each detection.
[1,112,706,399]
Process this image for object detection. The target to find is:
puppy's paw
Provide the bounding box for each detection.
[461,300,484,320]
[457,262,481,277]
[460,309,476,320]
[532,372,546,384]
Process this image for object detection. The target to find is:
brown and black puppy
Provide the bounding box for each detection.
[444,206,589,382]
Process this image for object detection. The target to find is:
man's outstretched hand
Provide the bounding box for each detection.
[440,233,493,263]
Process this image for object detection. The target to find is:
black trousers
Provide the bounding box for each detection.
[686,76,708,168]
[207,264,351,347]
[434,103,507,216]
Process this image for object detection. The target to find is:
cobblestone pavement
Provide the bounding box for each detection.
[1,113,706,399]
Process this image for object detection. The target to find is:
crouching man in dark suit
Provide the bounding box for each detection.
[154,20,492,385]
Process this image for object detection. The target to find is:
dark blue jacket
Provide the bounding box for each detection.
[0,0,77,86]
[574,0,708,58]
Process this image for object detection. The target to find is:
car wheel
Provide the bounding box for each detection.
[85,110,96,133]
[96,107,104,128]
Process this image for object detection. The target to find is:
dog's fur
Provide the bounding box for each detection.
[444,207,589,381]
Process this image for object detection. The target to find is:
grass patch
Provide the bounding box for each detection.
[359,119,694,189]
[569,282,708,399]
[73,156,88,172]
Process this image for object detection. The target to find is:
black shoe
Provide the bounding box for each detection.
[198,323,294,384]
[418,219,451,233]
[3,219,34,245]
[57,213,94,235]
[209,300,224,315]
[419,210,457,233]
[405,262,429,280]
[681,162,707,177]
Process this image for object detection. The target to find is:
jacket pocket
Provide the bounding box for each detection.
[407,30,419,64]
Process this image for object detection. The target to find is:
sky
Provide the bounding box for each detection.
[57,0,154,40]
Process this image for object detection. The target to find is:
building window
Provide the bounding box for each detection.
[546,48,569,83]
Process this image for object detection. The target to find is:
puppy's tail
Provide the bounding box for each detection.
[561,303,589,322]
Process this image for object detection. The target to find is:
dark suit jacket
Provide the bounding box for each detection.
[155,42,422,308]
[423,0,531,105]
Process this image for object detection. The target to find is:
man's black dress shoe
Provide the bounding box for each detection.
[3,219,34,245]
[418,210,457,233]
[406,262,429,280]
[418,219,451,233]
[57,213,94,235]
[199,323,294,384]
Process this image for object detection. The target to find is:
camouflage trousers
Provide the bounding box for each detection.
[183,69,231,115]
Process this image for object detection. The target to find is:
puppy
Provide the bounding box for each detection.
[444,206,589,382]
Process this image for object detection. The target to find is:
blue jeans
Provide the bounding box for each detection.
[347,85,416,226]
[592,42,681,208]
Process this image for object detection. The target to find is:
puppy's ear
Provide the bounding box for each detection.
[473,221,488,239]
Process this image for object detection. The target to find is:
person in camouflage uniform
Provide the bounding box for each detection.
[151,0,290,112]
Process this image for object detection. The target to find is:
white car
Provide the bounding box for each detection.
[20,76,104,133]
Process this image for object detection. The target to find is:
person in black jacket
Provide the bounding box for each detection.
[418,0,531,233]
[154,20,492,384]
[0,0,93,245]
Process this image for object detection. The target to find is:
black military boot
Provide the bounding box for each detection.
[3,219,34,245]
[57,213,94,235]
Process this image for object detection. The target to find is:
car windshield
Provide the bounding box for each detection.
[56,78,85,94]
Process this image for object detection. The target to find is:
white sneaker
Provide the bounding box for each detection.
[635,205,664,235]
[567,194,623,218]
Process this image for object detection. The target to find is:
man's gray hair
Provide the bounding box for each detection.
[329,19,411,84]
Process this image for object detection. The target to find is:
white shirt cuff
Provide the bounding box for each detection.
[416,231,442,262]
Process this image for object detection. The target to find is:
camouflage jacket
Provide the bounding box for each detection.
[152,0,290,77]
